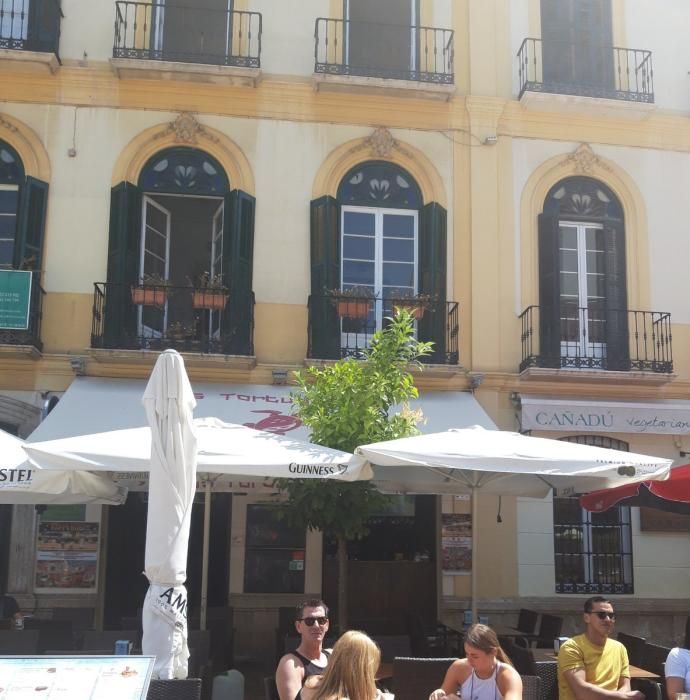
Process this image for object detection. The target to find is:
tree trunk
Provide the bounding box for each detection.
[337,534,348,631]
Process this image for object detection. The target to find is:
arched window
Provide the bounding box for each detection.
[139,147,228,195]
[309,160,448,362]
[538,176,628,370]
[553,435,633,594]
[0,141,24,268]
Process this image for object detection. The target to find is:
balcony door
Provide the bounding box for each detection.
[153,0,233,63]
[540,0,613,92]
[344,0,418,78]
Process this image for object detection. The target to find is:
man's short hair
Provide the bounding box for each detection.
[295,599,329,620]
[584,596,611,613]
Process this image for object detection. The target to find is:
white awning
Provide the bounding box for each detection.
[520,395,690,435]
[29,377,495,442]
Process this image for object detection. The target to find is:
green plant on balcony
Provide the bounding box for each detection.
[388,290,435,320]
[166,321,197,341]
[131,273,172,307]
[325,286,375,319]
[191,271,229,311]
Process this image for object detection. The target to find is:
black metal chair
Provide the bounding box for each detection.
[517,609,539,635]
[534,659,559,700]
[405,611,463,657]
[532,614,563,649]
[503,639,537,676]
[146,678,202,700]
[263,676,279,700]
[391,656,458,700]
[641,642,672,677]
[617,632,646,667]
[522,675,542,700]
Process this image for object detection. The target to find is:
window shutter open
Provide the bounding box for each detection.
[105,181,141,343]
[603,218,629,370]
[419,202,447,363]
[309,196,340,359]
[538,213,561,367]
[14,176,48,271]
[224,189,255,355]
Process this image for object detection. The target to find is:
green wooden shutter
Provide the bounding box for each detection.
[309,196,340,359]
[104,182,141,344]
[14,176,48,271]
[418,202,447,363]
[538,213,561,367]
[224,189,255,355]
[603,218,629,371]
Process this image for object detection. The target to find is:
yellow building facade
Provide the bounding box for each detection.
[2,0,690,657]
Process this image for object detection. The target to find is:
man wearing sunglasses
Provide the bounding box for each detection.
[558,596,644,700]
[275,599,331,700]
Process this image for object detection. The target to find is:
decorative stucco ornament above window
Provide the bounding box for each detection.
[562,143,612,175]
[152,112,220,146]
[352,127,414,161]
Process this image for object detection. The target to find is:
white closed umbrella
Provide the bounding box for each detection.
[141,350,197,680]
[0,428,126,505]
[357,426,672,620]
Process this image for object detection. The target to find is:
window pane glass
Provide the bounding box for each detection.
[343,211,375,236]
[586,227,605,250]
[0,214,16,236]
[586,251,604,273]
[0,239,14,266]
[587,274,605,298]
[244,549,305,594]
[560,272,579,296]
[382,262,414,287]
[343,235,375,260]
[559,227,577,249]
[383,238,414,262]
[559,249,577,272]
[0,189,18,215]
[383,214,415,238]
[343,260,375,286]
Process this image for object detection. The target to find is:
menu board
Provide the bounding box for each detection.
[441,513,472,574]
[0,656,155,700]
[35,522,99,590]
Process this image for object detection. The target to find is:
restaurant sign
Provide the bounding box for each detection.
[521,396,690,435]
[0,269,32,329]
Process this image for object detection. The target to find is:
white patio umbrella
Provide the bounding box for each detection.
[0,428,126,506]
[141,349,197,680]
[357,425,672,620]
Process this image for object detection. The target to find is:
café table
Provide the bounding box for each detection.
[532,649,661,679]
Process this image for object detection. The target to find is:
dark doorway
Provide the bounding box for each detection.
[0,505,12,593]
[103,492,231,630]
[345,0,418,78]
[155,0,234,64]
[540,0,613,92]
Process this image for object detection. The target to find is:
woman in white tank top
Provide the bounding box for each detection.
[429,624,523,700]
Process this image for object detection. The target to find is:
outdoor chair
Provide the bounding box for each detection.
[521,675,542,700]
[502,638,537,676]
[517,609,539,635]
[263,676,280,700]
[531,614,563,649]
[147,678,202,700]
[617,632,646,667]
[641,642,672,677]
[391,656,458,700]
[534,658,559,700]
[632,679,664,700]
[0,629,40,654]
[405,611,462,657]
[82,629,139,653]
[27,619,75,653]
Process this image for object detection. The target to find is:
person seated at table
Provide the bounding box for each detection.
[429,623,522,700]
[665,626,690,700]
[301,630,393,700]
[276,599,332,700]
[0,588,22,626]
[558,596,644,700]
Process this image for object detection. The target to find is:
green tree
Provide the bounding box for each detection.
[276,311,432,629]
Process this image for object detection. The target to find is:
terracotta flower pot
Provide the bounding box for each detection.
[336,299,371,319]
[394,304,425,320]
[131,286,167,307]
[193,291,229,310]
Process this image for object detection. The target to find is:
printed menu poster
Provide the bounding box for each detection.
[35,522,99,589]
[441,513,472,574]
[0,656,155,700]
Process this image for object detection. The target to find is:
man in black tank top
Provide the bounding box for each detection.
[275,599,331,700]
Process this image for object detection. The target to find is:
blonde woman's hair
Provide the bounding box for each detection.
[305,630,381,700]
[464,624,514,666]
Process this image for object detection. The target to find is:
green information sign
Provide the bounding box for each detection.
[0,269,32,330]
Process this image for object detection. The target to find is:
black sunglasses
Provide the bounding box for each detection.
[590,611,616,620]
[298,616,329,627]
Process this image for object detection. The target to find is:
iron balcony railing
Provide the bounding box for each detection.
[0,270,45,352]
[517,38,653,103]
[314,17,453,84]
[113,2,261,68]
[0,0,62,58]
[92,282,254,356]
[307,293,459,364]
[519,305,672,374]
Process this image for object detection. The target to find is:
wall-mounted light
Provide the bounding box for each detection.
[483,135,498,145]
[69,356,87,375]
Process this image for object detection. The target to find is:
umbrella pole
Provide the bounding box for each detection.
[471,487,478,623]
[200,478,211,631]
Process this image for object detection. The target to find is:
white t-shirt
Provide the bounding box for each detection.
[665,647,690,692]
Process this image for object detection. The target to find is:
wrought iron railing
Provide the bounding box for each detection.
[314,17,453,84]
[113,2,261,68]
[517,38,653,102]
[91,282,254,356]
[0,0,62,57]
[307,294,459,364]
[519,305,672,373]
[0,270,45,351]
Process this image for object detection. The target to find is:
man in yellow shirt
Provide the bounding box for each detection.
[558,596,644,700]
